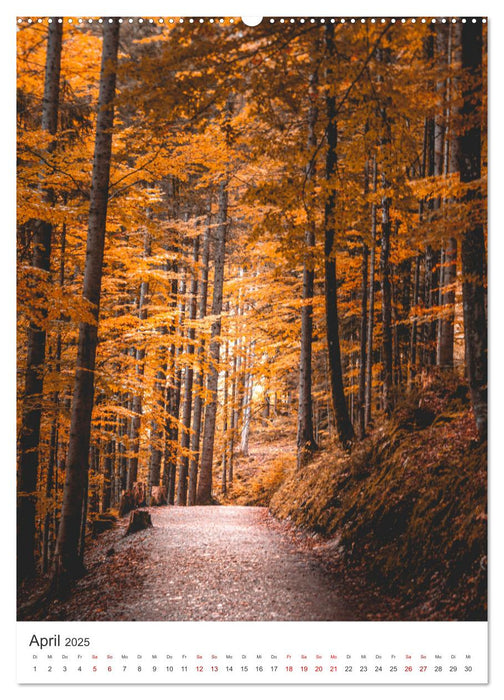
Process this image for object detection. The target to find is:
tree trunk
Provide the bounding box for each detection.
[126,231,151,489]
[51,21,120,593]
[228,345,239,483]
[380,198,393,414]
[196,181,228,504]
[160,261,180,504]
[117,409,128,497]
[188,203,212,505]
[176,235,200,505]
[364,156,377,428]
[221,339,229,494]
[358,240,368,437]
[42,222,67,572]
[323,23,354,449]
[148,371,165,504]
[459,21,487,440]
[409,253,422,384]
[437,24,460,369]
[240,343,254,456]
[296,63,318,467]
[17,19,63,582]
[101,432,114,513]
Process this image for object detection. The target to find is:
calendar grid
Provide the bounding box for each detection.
[17,621,488,684]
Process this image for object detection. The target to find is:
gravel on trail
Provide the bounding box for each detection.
[40,505,358,621]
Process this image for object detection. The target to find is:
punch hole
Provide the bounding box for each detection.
[242,17,263,26]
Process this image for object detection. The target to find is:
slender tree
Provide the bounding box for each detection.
[188,204,212,505]
[17,19,63,582]
[437,24,460,369]
[196,181,228,503]
[51,20,120,592]
[297,59,319,466]
[126,231,151,489]
[458,20,487,440]
[323,23,354,449]
[176,234,200,505]
[364,156,377,427]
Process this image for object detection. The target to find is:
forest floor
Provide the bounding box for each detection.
[221,426,413,621]
[221,388,487,622]
[21,505,360,621]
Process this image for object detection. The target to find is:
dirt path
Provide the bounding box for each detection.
[40,506,357,621]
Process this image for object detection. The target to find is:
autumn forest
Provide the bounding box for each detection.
[17,17,487,621]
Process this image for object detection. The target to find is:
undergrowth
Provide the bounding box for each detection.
[268,373,487,620]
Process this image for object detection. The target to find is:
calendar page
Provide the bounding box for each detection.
[13,0,491,689]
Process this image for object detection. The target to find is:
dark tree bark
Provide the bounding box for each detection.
[197,181,228,503]
[411,119,432,382]
[51,20,120,593]
[124,509,152,536]
[126,231,151,489]
[221,338,230,494]
[357,160,370,438]
[458,21,487,440]
[101,433,114,513]
[42,222,66,573]
[116,408,128,497]
[358,240,369,437]
[148,371,165,504]
[323,23,354,449]
[409,253,422,384]
[422,244,439,366]
[297,63,318,467]
[188,203,211,505]
[17,19,63,582]
[161,261,181,505]
[176,234,200,505]
[437,24,460,369]
[364,157,377,428]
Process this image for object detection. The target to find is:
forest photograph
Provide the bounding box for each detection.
[16,16,487,622]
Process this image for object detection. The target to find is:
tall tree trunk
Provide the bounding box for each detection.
[148,369,165,503]
[101,433,113,513]
[160,261,181,504]
[188,203,211,505]
[221,339,230,494]
[459,21,487,440]
[390,224,403,387]
[357,160,370,438]
[380,190,393,409]
[42,411,59,573]
[358,241,369,437]
[423,244,439,366]
[176,235,200,506]
[165,272,186,502]
[117,408,128,496]
[437,23,459,369]
[409,253,421,384]
[323,23,354,449]
[364,156,377,428]
[196,181,228,504]
[297,63,318,467]
[17,19,63,582]
[126,231,151,489]
[42,222,67,572]
[228,343,239,483]
[240,343,254,456]
[51,21,120,592]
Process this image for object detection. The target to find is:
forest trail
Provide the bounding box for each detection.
[41,506,357,621]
